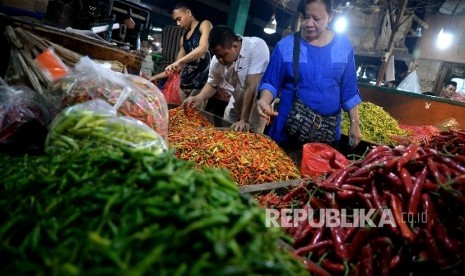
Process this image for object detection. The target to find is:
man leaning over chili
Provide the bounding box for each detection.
[183,25,269,133]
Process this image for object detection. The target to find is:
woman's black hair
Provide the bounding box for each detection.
[208,25,239,49]
[297,0,334,15]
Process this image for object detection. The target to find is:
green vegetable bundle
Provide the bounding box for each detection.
[0,148,307,275]
[341,101,408,146]
[46,99,167,155]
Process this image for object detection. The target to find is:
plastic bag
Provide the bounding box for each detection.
[34,48,69,82]
[397,70,422,94]
[49,56,169,141]
[0,79,50,154]
[301,143,350,177]
[163,72,182,105]
[45,99,168,155]
[436,117,460,130]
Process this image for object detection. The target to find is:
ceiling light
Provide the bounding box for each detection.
[436,28,453,50]
[333,16,348,33]
[264,14,277,34]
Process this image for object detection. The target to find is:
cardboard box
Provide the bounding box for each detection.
[0,0,49,18]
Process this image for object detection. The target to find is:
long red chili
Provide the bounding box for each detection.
[330,226,349,261]
[407,166,427,216]
[390,193,415,243]
[360,245,373,276]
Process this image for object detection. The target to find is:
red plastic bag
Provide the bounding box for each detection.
[163,72,182,105]
[301,143,350,177]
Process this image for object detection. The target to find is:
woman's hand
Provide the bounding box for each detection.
[257,99,278,125]
[348,121,362,148]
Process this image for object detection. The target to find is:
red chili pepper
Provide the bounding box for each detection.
[381,171,403,188]
[434,220,459,253]
[310,224,325,245]
[379,246,391,276]
[321,258,345,274]
[421,193,436,233]
[303,258,332,276]
[332,166,358,187]
[370,236,393,248]
[347,228,368,258]
[407,166,427,216]
[440,156,465,174]
[360,245,373,276]
[390,193,415,243]
[362,145,392,165]
[399,167,414,194]
[396,144,419,172]
[294,240,333,256]
[337,190,357,200]
[330,226,349,261]
[390,254,401,269]
[423,229,449,268]
[341,184,365,192]
[427,158,447,184]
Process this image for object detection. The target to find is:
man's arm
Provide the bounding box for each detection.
[169,21,212,71]
[240,73,262,124]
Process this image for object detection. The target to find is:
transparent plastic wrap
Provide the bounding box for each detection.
[45,99,168,155]
[49,57,169,141]
[0,79,50,154]
[397,70,422,94]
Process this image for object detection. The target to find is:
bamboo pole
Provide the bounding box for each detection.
[375,0,409,86]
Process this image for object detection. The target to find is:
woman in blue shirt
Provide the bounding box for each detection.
[257,0,362,150]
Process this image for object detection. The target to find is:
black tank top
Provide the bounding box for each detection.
[180,21,211,89]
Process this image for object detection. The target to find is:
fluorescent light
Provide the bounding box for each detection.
[151,26,162,32]
[437,28,453,50]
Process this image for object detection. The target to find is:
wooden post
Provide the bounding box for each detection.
[375,0,409,86]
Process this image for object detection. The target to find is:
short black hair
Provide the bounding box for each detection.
[445,81,457,88]
[208,25,239,49]
[172,1,195,14]
[298,0,334,15]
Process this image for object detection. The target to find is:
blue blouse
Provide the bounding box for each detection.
[258,32,362,144]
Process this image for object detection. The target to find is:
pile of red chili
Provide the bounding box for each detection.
[168,107,300,185]
[423,129,465,155]
[257,143,465,275]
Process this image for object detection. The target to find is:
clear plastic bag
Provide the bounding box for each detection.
[0,79,50,154]
[49,57,169,141]
[397,70,422,94]
[45,99,168,155]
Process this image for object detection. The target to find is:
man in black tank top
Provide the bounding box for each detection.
[150,1,212,109]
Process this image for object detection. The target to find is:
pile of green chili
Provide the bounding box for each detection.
[341,102,408,146]
[0,148,307,275]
